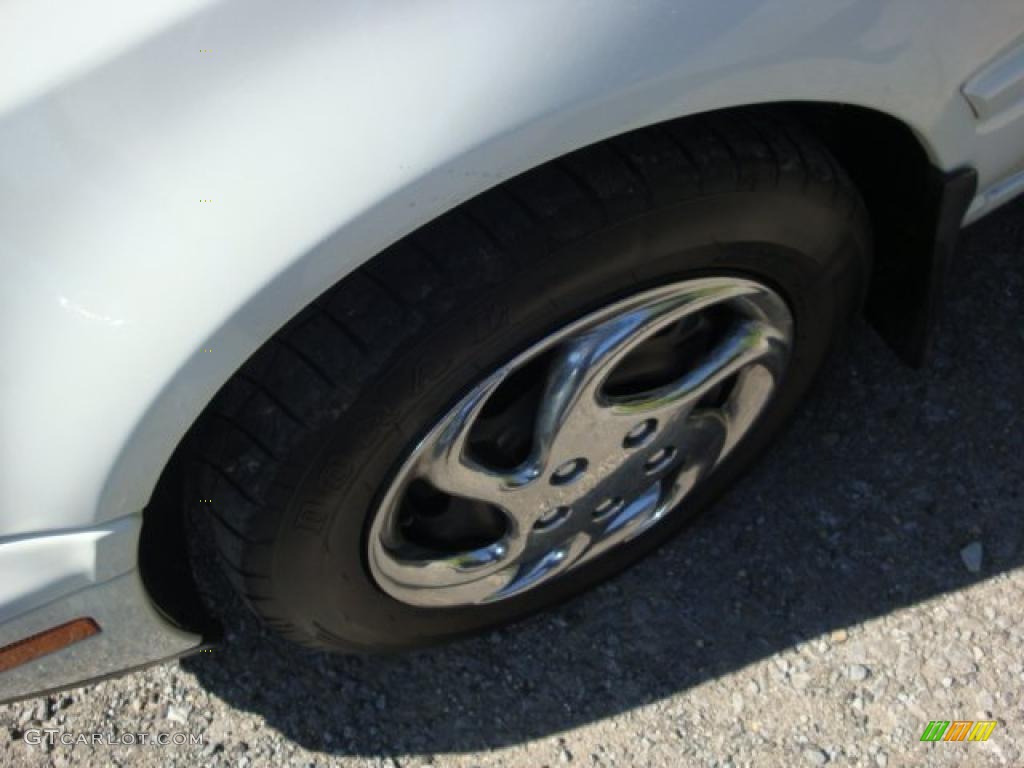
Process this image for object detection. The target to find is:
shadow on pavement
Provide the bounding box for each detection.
[182,197,1024,756]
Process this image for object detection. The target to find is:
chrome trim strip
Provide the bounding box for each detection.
[963,37,1024,122]
[965,165,1024,225]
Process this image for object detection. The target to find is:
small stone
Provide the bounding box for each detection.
[847,664,870,682]
[164,704,188,724]
[731,692,744,712]
[976,691,996,711]
[791,671,812,690]
[874,752,888,768]
[804,746,829,766]
[960,542,983,573]
[830,629,848,644]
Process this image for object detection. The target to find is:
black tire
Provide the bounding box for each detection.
[189,109,871,651]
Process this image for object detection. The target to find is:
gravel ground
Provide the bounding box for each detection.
[4,198,1024,768]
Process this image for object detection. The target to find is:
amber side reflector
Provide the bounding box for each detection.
[0,618,100,673]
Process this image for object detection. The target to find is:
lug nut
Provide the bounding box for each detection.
[644,446,677,475]
[624,419,658,449]
[550,458,588,486]
[534,506,572,531]
[593,497,625,521]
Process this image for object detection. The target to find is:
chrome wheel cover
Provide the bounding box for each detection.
[367,277,793,607]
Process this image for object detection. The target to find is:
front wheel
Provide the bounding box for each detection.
[191,110,871,650]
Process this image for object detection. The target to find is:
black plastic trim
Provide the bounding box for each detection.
[865,166,978,366]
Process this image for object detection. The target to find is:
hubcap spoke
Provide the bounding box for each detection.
[484,532,592,603]
[607,319,787,418]
[414,369,533,508]
[367,277,793,607]
[375,539,513,589]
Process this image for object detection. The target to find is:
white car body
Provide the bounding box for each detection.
[1,0,1023,700]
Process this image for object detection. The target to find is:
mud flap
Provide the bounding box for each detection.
[866,167,978,367]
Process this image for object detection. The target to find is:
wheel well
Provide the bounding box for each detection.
[782,103,964,363]
[138,100,946,633]
[787,102,935,233]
